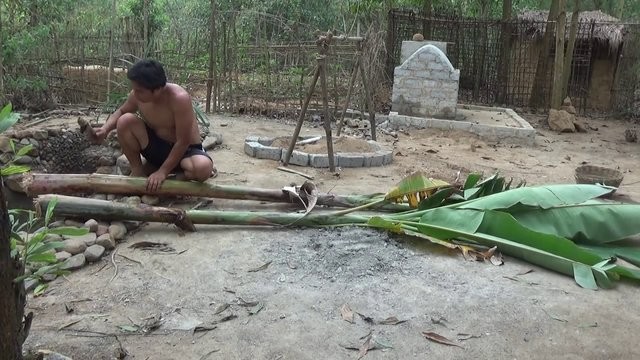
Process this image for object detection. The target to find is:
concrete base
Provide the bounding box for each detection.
[382,104,536,146]
[244,135,394,168]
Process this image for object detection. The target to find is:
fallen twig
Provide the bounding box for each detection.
[110,248,119,283]
[277,166,314,180]
[117,253,143,265]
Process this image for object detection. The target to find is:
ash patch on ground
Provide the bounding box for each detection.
[262,227,411,283]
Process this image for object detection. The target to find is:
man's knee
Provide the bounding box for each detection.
[116,113,140,134]
[184,156,213,182]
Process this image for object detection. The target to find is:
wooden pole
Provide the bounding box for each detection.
[106,0,116,102]
[551,0,567,109]
[336,56,360,136]
[561,0,580,100]
[319,54,336,172]
[283,65,321,166]
[143,0,149,57]
[206,0,216,113]
[358,41,377,141]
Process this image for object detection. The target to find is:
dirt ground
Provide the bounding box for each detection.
[21,112,640,359]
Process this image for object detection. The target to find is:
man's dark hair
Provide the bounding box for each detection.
[127,59,167,91]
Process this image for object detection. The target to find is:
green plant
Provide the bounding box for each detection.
[10,199,88,296]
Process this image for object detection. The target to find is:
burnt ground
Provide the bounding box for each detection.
[16,112,640,359]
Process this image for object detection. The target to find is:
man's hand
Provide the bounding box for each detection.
[92,127,109,144]
[147,169,168,192]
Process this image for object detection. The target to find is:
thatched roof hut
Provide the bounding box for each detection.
[516,10,624,51]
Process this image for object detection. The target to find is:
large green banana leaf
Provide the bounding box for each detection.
[580,244,640,268]
[416,208,640,288]
[455,184,614,211]
[510,200,640,245]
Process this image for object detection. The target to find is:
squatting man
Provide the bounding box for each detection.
[87,59,215,191]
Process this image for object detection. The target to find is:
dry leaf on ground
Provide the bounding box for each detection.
[377,316,406,325]
[341,304,354,324]
[422,331,464,348]
[248,260,272,272]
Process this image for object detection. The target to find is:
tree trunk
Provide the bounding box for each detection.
[206,0,216,113]
[529,0,560,109]
[561,0,580,101]
[0,5,5,102]
[0,178,26,360]
[551,0,567,109]
[422,0,433,39]
[497,0,513,104]
[143,0,149,56]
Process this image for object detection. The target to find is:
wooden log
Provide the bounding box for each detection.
[21,173,408,211]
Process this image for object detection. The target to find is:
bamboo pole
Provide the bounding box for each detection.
[358,45,377,141]
[206,0,216,113]
[319,55,336,172]
[283,65,321,165]
[336,56,360,136]
[21,173,408,211]
[561,0,580,101]
[106,0,116,101]
[35,195,368,229]
[551,0,567,110]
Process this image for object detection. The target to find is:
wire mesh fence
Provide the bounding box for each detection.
[386,9,639,115]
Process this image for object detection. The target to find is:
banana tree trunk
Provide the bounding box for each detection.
[21,173,407,211]
[35,195,369,229]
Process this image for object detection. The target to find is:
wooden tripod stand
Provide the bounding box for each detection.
[283,32,336,171]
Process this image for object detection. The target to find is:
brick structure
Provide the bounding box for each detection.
[391,44,460,119]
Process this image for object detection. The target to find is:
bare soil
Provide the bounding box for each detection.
[18,111,640,359]
[270,136,377,154]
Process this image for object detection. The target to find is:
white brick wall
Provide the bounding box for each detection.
[391,44,459,119]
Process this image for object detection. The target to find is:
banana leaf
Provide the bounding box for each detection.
[580,244,640,268]
[510,200,640,245]
[384,171,450,207]
[416,208,640,288]
[456,184,614,211]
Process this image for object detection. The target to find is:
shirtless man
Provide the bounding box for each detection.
[90,59,214,192]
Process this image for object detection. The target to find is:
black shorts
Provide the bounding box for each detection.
[140,124,212,173]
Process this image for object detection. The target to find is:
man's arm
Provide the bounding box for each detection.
[101,91,138,134]
[156,93,195,175]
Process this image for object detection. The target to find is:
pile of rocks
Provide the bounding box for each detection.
[547,97,586,133]
[22,218,138,292]
[0,125,121,174]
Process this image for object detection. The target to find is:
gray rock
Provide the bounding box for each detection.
[548,109,576,133]
[97,156,115,166]
[33,129,49,140]
[141,195,159,206]
[62,239,87,255]
[84,219,99,232]
[64,219,85,228]
[29,138,40,147]
[96,166,115,174]
[0,153,12,163]
[20,138,30,145]
[109,222,127,240]
[116,154,131,175]
[40,351,74,360]
[15,155,33,164]
[64,231,97,243]
[62,254,86,270]
[49,220,66,228]
[125,196,142,206]
[42,273,58,282]
[123,221,140,231]
[45,233,63,243]
[0,135,12,153]
[56,251,72,262]
[91,194,108,200]
[96,225,109,237]
[96,234,115,250]
[203,133,223,150]
[84,245,105,262]
[24,279,38,292]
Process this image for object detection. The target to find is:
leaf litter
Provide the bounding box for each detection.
[247,261,272,272]
[422,331,464,348]
[341,304,355,324]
